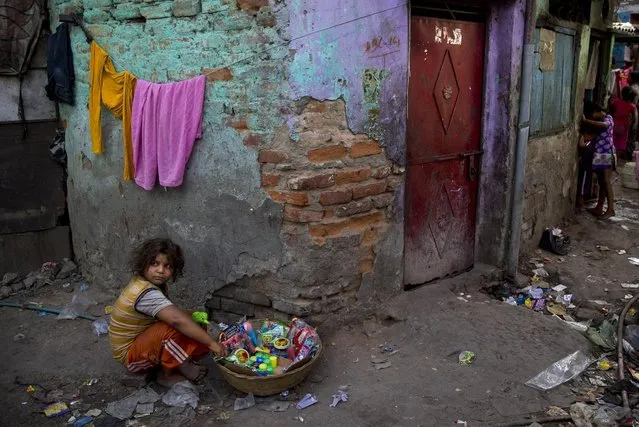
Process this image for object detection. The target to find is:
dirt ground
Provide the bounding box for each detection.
[1,181,639,427]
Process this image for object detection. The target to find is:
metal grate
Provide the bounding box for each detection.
[411,1,485,22]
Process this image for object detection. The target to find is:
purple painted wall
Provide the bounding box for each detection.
[476,0,527,267]
[287,0,409,164]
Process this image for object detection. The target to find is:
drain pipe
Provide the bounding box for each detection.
[506,0,537,279]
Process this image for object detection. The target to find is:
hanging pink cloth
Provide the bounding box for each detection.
[131,75,206,190]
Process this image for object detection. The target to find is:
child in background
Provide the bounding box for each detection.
[108,238,226,387]
[576,123,597,210]
[609,86,638,160]
[582,102,616,220]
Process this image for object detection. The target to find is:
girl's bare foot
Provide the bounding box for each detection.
[177,360,208,383]
[599,210,616,220]
[156,371,186,388]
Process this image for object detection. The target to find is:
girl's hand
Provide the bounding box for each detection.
[209,342,227,357]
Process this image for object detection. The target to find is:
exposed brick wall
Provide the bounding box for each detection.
[210,99,403,322]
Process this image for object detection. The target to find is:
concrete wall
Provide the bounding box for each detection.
[521,9,592,247]
[48,0,408,319]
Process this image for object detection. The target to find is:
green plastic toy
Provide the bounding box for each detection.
[192,311,210,325]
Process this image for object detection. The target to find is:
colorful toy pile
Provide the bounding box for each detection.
[218,318,320,377]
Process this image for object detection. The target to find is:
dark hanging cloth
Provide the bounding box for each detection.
[0,0,45,76]
[45,23,75,105]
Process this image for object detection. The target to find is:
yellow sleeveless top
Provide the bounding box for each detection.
[108,277,159,363]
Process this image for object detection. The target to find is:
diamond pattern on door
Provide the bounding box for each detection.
[427,182,454,257]
[433,50,460,134]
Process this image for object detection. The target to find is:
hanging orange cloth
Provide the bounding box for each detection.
[89,41,137,180]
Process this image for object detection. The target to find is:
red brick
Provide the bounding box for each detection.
[371,193,394,208]
[258,150,290,164]
[350,141,382,158]
[319,189,352,206]
[308,211,385,240]
[243,134,262,147]
[358,259,374,274]
[283,206,323,223]
[307,145,347,162]
[268,190,309,206]
[372,166,391,179]
[323,209,335,219]
[204,67,233,81]
[230,119,249,130]
[287,173,335,190]
[352,181,387,199]
[261,173,281,187]
[335,199,373,217]
[335,168,371,185]
[237,0,269,11]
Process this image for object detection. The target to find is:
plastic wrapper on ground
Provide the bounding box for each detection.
[525,350,595,391]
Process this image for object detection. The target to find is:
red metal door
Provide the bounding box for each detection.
[404,17,485,285]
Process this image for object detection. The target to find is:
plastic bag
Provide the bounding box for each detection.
[586,320,617,351]
[57,283,96,320]
[92,317,108,336]
[525,350,594,390]
[233,393,255,411]
[162,381,199,409]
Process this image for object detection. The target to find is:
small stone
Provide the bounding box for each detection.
[57,260,78,280]
[0,286,11,299]
[11,281,25,292]
[13,333,25,342]
[23,276,36,289]
[173,0,201,17]
[1,272,18,286]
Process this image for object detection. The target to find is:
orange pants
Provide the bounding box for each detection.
[125,321,209,373]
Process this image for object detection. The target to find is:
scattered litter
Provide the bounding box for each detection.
[92,317,109,336]
[596,245,610,251]
[68,416,76,424]
[85,409,101,417]
[104,305,113,314]
[162,381,198,409]
[529,287,544,299]
[618,249,627,255]
[293,416,304,422]
[13,333,25,342]
[234,393,255,411]
[329,390,348,407]
[458,351,475,365]
[597,360,612,371]
[260,401,290,412]
[622,224,630,230]
[546,406,569,417]
[562,319,591,333]
[552,284,568,292]
[504,296,517,306]
[532,268,549,278]
[454,421,467,427]
[217,411,231,420]
[281,390,289,398]
[83,378,99,386]
[622,283,639,289]
[626,294,634,300]
[44,402,70,417]
[73,416,93,427]
[629,257,639,266]
[25,385,35,393]
[135,402,154,416]
[525,350,594,390]
[106,387,161,420]
[296,393,318,410]
[589,300,609,306]
[546,302,567,316]
[585,320,617,351]
[57,283,96,320]
[374,360,392,370]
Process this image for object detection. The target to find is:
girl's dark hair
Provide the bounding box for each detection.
[583,101,604,119]
[130,238,185,279]
[622,86,635,102]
